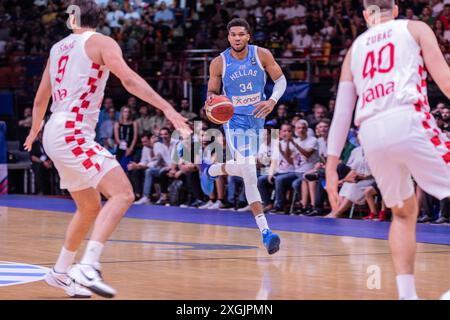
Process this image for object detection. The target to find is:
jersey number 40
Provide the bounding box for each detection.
[362,43,395,80]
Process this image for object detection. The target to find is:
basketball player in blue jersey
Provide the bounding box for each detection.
[201,18,287,254]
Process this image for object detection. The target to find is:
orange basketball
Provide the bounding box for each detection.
[205,95,234,125]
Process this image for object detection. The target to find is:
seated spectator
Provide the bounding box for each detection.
[18,107,32,146]
[30,131,55,195]
[292,25,312,55]
[258,124,297,214]
[176,129,204,208]
[306,103,328,129]
[226,176,247,210]
[136,105,152,136]
[198,131,227,209]
[432,198,450,224]
[128,132,158,201]
[148,108,167,135]
[98,107,117,153]
[437,105,450,136]
[179,97,197,121]
[405,7,419,20]
[266,103,289,129]
[363,182,388,221]
[133,127,177,205]
[302,119,330,216]
[114,106,138,172]
[106,2,125,29]
[326,143,375,218]
[290,120,319,214]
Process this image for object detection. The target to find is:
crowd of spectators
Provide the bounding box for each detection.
[3,0,450,96]
[21,93,449,223]
[3,0,450,223]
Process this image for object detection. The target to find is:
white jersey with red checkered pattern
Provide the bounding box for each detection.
[43,31,117,191]
[351,19,429,126]
[49,31,109,119]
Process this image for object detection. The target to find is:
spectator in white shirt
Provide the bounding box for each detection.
[290,120,319,213]
[287,0,306,20]
[326,143,375,218]
[124,6,141,21]
[303,119,330,216]
[275,1,290,20]
[292,25,312,54]
[258,124,298,214]
[233,1,248,19]
[106,2,124,29]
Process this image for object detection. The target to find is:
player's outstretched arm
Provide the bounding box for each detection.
[95,35,191,135]
[325,48,357,212]
[253,47,286,118]
[408,21,450,98]
[24,59,52,151]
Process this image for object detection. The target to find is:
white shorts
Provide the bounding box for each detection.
[359,106,450,208]
[43,112,120,192]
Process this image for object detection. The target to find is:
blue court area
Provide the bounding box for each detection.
[0,195,449,246]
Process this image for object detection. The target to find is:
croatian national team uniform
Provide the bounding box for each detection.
[221,45,266,158]
[43,31,119,192]
[351,20,450,208]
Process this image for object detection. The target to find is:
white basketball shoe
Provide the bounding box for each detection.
[68,263,117,298]
[440,289,450,300]
[45,268,92,298]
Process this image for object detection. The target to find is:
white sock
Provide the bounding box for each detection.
[54,247,77,273]
[255,214,269,232]
[396,274,419,300]
[81,241,104,266]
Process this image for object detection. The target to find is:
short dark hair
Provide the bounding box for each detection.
[227,18,251,33]
[363,0,395,12]
[160,127,171,135]
[318,118,331,126]
[142,131,153,139]
[69,0,101,28]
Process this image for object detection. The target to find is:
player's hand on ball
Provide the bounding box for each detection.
[204,94,217,108]
[253,99,276,118]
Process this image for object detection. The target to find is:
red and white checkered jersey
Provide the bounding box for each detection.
[351,20,429,126]
[49,31,110,121]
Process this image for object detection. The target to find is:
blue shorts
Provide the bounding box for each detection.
[223,114,265,158]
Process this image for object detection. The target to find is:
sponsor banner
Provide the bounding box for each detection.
[231,92,261,107]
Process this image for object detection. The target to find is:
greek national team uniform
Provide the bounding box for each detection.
[351,20,450,208]
[221,45,266,158]
[44,31,119,192]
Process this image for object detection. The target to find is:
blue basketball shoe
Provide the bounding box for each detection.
[262,229,280,255]
[199,162,216,196]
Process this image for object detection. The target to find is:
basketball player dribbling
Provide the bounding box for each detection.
[200,18,287,254]
[326,0,450,299]
[23,0,191,298]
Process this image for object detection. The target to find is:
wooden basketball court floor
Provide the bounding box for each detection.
[0,195,449,300]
